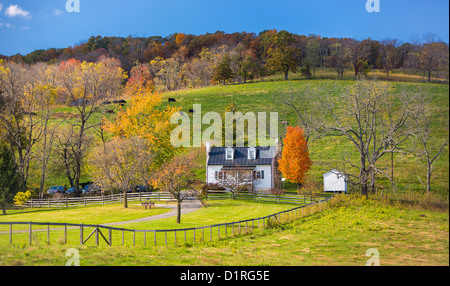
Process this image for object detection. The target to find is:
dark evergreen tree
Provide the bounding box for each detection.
[0,143,23,215]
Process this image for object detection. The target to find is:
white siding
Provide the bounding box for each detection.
[207,165,273,191]
[323,170,347,193]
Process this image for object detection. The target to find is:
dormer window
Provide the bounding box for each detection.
[225,147,234,160]
[248,147,256,160]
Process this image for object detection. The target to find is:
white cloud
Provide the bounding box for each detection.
[0,22,13,29]
[0,3,3,13]
[5,4,32,19]
[54,9,63,16]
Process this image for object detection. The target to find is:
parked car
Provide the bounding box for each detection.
[82,184,101,195]
[65,187,76,195]
[136,185,149,192]
[47,186,64,195]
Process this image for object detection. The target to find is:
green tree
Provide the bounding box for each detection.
[0,143,23,215]
[264,30,300,80]
[214,55,234,84]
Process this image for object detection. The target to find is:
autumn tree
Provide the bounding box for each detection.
[329,43,351,79]
[415,41,449,82]
[104,89,180,168]
[152,150,204,223]
[264,30,300,80]
[89,136,153,208]
[57,57,127,196]
[278,126,312,193]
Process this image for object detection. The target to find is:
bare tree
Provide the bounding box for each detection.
[316,79,415,196]
[282,83,324,145]
[408,93,449,193]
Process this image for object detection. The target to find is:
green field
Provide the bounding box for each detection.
[0,195,447,266]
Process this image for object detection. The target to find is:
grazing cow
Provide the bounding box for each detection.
[106,110,115,114]
[168,98,177,103]
[189,109,195,114]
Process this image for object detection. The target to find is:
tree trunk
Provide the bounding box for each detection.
[427,164,432,193]
[124,192,128,208]
[177,202,182,223]
[360,155,368,197]
[284,71,289,81]
[296,183,303,195]
[1,203,6,215]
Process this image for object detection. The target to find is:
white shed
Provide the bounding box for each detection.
[323,170,348,193]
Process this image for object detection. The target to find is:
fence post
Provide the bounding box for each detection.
[9,223,12,245]
[102,195,105,205]
[31,197,33,209]
[84,196,86,207]
[174,231,177,247]
[29,222,32,246]
[47,223,50,245]
[109,229,112,246]
[80,224,84,245]
[65,224,68,245]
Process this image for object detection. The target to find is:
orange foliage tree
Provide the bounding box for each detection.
[278,126,312,193]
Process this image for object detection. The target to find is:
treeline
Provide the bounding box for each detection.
[2,30,449,90]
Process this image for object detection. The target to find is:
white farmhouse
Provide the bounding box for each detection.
[323,169,348,193]
[206,144,280,192]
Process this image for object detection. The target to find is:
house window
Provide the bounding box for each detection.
[254,171,265,180]
[215,171,226,180]
[226,150,233,160]
[248,149,256,160]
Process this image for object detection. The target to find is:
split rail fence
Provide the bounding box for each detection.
[19,192,175,209]
[0,196,332,248]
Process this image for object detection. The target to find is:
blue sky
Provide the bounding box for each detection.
[0,0,448,56]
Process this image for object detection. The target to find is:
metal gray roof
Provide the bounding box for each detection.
[207,147,276,166]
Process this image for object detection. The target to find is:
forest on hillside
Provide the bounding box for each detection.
[1,30,449,91]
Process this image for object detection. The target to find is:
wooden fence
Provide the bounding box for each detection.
[206,191,326,205]
[19,191,327,209]
[0,196,332,248]
[20,192,175,209]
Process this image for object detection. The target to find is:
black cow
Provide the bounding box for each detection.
[168,98,177,103]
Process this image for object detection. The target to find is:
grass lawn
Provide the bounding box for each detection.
[0,195,447,266]
[0,203,171,231]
